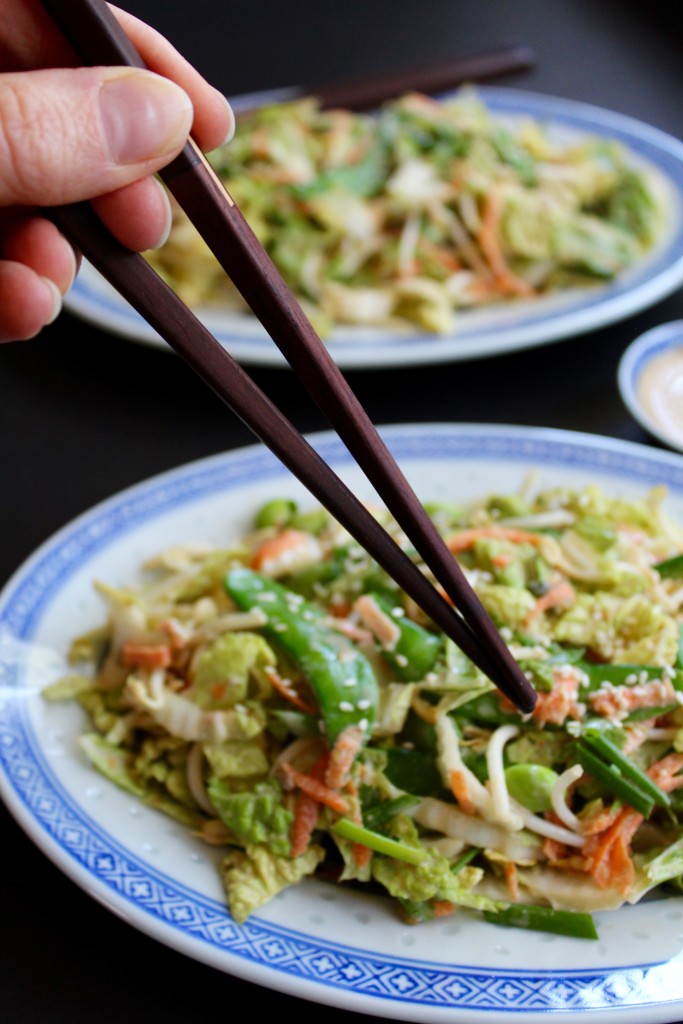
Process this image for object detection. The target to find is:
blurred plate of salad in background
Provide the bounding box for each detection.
[64,87,683,369]
[5,423,683,1022]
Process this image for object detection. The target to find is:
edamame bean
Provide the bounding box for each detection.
[504,763,559,813]
[254,498,297,530]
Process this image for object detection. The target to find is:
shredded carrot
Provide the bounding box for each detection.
[582,753,683,892]
[524,578,576,626]
[264,665,317,716]
[432,900,457,918]
[121,642,172,669]
[477,190,535,298]
[503,861,519,901]
[527,665,582,726]
[326,725,364,790]
[648,753,683,792]
[542,836,566,861]
[291,791,321,858]
[590,677,678,720]
[450,769,476,815]
[351,842,373,869]
[583,806,640,893]
[445,526,545,553]
[250,528,312,572]
[280,762,351,816]
[328,601,354,619]
[289,754,328,857]
[579,802,621,837]
[353,594,402,648]
[330,619,374,644]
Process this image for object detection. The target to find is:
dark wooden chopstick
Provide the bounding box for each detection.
[48,199,523,704]
[231,43,536,114]
[39,0,537,714]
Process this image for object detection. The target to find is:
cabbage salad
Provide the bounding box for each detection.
[147,88,662,338]
[45,479,683,938]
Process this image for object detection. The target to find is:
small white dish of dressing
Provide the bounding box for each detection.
[618,320,683,452]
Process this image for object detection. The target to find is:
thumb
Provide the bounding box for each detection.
[0,66,193,207]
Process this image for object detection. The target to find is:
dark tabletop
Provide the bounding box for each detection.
[3,2,683,1021]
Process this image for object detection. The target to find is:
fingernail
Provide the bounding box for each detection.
[217,92,236,145]
[63,243,78,293]
[100,70,193,165]
[41,277,62,325]
[149,179,174,249]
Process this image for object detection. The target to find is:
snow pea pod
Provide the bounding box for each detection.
[582,728,671,809]
[224,568,378,744]
[384,747,444,796]
[574,742,655,818]
[362,591,444,682]
[579,662,683,694]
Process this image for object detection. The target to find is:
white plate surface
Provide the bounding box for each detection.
[64,87,683,369]
[4,424,683,1023]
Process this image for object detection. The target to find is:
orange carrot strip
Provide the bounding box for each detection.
[647,752,683,791]
[446,526,545,554]
[264,666,317,716]
[280,762,351,816]
[583,807,641,892]
[289,754,328,857]
[250,528,311,571]
[583,753,683,892]
[450,769,476,815]
[291,792,320,858]
[326,725,363,790]
[579,803,621,837]
[524,579,576,626]
[121,642,172,669]
[542,836,568,862]
[503,862,519,901]
[352,842,373,869]
[529,667,581,726]
[478,190,535,298]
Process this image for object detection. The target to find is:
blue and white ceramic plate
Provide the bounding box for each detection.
[4,424,683,1024]
[64,87,683,369]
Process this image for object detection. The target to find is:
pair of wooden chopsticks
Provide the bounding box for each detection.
[39,0,537,714]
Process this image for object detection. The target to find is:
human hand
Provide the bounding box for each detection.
[0,1,234,341]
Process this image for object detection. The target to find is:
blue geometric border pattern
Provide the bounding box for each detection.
[2,427,683,1015]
